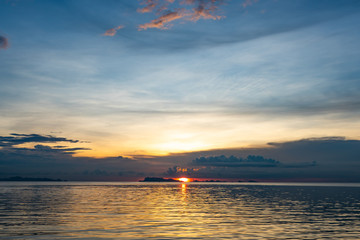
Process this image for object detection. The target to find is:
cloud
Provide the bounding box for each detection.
[117,0,360,51]
[192,155,280,167]
[0,133,160,180]
[0,133,79,147]
[1,134,359,181]
[33,144,90,154]
[165,154,316,178]
[0,36,9,50]
[137,0,179,14]
[103,25,124,36]
[139,10,188,30]
[0,147,153,181]
[0,133,89,155]
[137,0,160,13]
[137,0,224,30]
[161,137,360,181]
[190,0,223,21]
[268,137,346,146]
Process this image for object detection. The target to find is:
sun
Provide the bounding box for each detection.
[178,177,190,182]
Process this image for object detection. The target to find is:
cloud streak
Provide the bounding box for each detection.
[103,25,124,36]
[138,0,224,30]
[139,10,188,30]
[0,134,87,155]
[0,133,80,147]
[138,1,156,13]
[189,0,223,21]
[0,35,9,50]
[192,155,281,167]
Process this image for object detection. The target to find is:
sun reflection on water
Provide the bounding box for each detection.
[181,183,187,197]
[1,183,360,239]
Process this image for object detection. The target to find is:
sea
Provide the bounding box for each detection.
[1,182,360,239]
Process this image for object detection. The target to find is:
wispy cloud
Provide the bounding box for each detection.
[0,133,80,147]
[138,0,177,13]
[103,25,124,36]
[242,0,258,8]
[0,35,9,50]
[192,155,281,167]
[189,0,223,21]
[138,0,224,30]
[139,10,188,30]
[165,154,317,178]
[137,0,160,13]
[14,144,91,155]
[0,133,89,155]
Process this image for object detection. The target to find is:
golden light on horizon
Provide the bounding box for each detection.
[178,177,190,182]
[181,184,187,195]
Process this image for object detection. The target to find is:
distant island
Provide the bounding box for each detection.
[193,179,227,182]
[140,177,180,182]
[0,176,66,181]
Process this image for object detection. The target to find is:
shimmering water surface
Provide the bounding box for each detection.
[1,182,360,239]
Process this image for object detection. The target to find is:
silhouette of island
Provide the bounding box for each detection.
[0,176,66,181]
[193,179,228,182]
[140,177,180,182]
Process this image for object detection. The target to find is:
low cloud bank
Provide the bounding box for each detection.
[0,133,359,182]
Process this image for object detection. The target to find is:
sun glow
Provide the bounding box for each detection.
[178,177,190,182]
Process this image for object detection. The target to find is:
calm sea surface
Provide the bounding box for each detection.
[1,182,360,239]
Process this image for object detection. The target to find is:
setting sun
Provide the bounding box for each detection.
[178,178,190,182]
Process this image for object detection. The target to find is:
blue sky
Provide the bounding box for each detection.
[0,0,360,180]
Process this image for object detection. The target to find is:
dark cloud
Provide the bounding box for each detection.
[30,144,90,154]
[0,149,153,181]
[1,134,359,182]
[0,133,79,147]
[0,133,89,156]
[192,155,280,167]
[0,35,9,50]
[0,133,156,180]
[191,155,317,168]
[165,154,317,179]
[161,137,360,182]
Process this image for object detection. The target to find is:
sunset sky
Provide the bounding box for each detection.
[1,0,360,181]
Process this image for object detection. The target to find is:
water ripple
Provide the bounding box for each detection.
[0,183,359,239]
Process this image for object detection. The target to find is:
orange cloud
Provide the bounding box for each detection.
[190,0,223,21]
[0,36,9,50]
[137,0,158,13]
[137,0,175,14]
[138,10,188,30]
[103,25,124,36]
[138,0,224,30]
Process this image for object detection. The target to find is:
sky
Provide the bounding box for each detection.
[0,0,360,181]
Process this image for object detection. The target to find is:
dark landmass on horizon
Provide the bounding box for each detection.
[140,177,181,182]
[0,176,66,181]
[140,177,259,183]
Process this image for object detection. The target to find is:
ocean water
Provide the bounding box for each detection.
[0,182,360,239]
